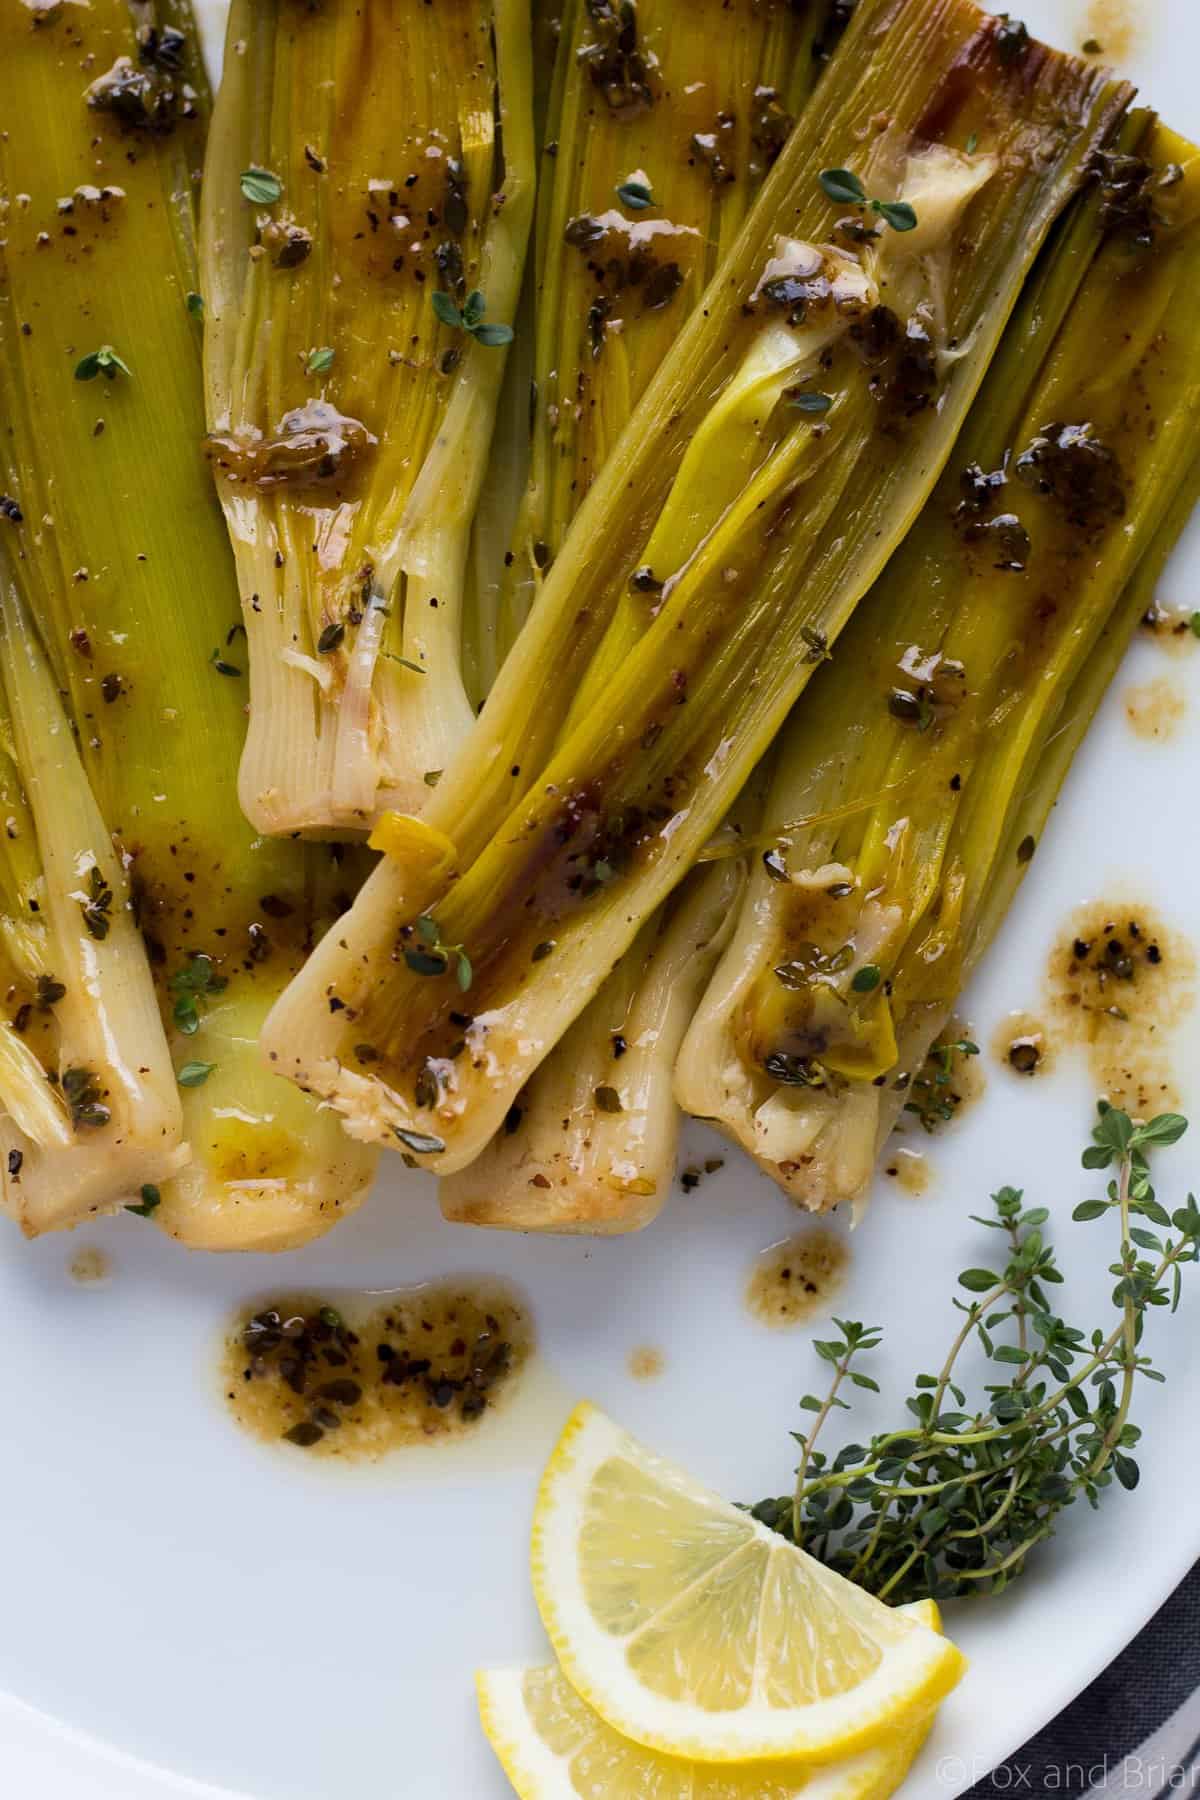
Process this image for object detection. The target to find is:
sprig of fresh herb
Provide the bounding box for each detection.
[167,952,228,1036]
[905,1035,980,1130]
[819,168,917,233]
[748,1104,1197,1602]
[430,288,514,348]
[126,1183,161,1218]
[75,345,132,383]
[403,914,473,991]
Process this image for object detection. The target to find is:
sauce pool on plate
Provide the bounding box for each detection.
[222,1279,532,1460]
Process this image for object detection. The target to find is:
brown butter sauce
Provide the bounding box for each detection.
[223,1279,532,1461]
[1047,903,1194,1114]
[746,1228,849,1328]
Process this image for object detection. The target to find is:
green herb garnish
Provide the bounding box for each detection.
[791,392,833,415]
[403,914,473,991]
[78,864,114,941]
[168,952,228,1036]
[74,345,131,383]
[616,178,653,211]
[126,1184,162,1217]
[306,346,335,374]
[818,169,918,233]
[819,168,867,206]
[748,1104,1197,1600]
[240,167,283,205]
[430,288,514,347]
[178,1060,216,1087]
[851,965,881,993]
[394,1125,447,1155]
[904,1035,979,1129]
[186,291,204,320]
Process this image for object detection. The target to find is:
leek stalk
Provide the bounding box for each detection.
[440,853,745,1233]
[489,0,823,666]
[201,0,536,833]
[0,0,376,1249]
[449,0,820,1225]
[676,120,1200,1209]
[263,0,1130,1174]
[0,578,184,1236]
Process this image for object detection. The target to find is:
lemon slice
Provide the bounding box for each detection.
[477,1604,942,1800]
[530,1404,966,1763]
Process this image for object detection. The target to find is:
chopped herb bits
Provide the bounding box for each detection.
[223,1283,532,1459]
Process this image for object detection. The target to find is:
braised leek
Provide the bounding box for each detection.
[440,855,743,1232]
[263,0,1130,1172]
[677,120,1200,1209]
[0,0,376,1249]
[0,579,184,1236]
[201,0,535,833]
[489,0,823,663]
[450,0,818,1224]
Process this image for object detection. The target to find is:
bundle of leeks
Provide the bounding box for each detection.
[263,0,1132,1181]
[201,0,535,834]
[676,118,1200,1211]
[487,0,826,668]
[445,0,825,1231]
[0,0,376,1247]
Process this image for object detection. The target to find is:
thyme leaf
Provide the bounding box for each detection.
[616,178,653,210]
[167,952,228,1036]
[240,167,282,205]
[818,168,918,233]
[430,288,514,348]
[75,345,131,383]
[403,916,473,991]
[178,1060,216,1088]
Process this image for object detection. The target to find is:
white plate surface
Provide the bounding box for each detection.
[3,1,1198,1796]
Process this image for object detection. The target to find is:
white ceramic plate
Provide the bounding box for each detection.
[3,2,1198,1795]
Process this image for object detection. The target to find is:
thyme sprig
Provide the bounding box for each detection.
[905,1035,980,1130]
[749,1105,1197,1602]
[818,168,917,233]
[168,952,228,1036]
[403,914,473,991]
[430,288,513,348]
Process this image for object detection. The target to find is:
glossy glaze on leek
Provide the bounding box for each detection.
[486,0,823,673]
[440,855,743,1233]
[0,579,183,1236]
[677,121,1200,1209]
[0,0,376,1249]
[263,0,1130,1173]
[201,0,535,833]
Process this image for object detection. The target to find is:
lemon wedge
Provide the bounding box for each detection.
[530,1404,965,1763]
[477,1604,942,1800]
